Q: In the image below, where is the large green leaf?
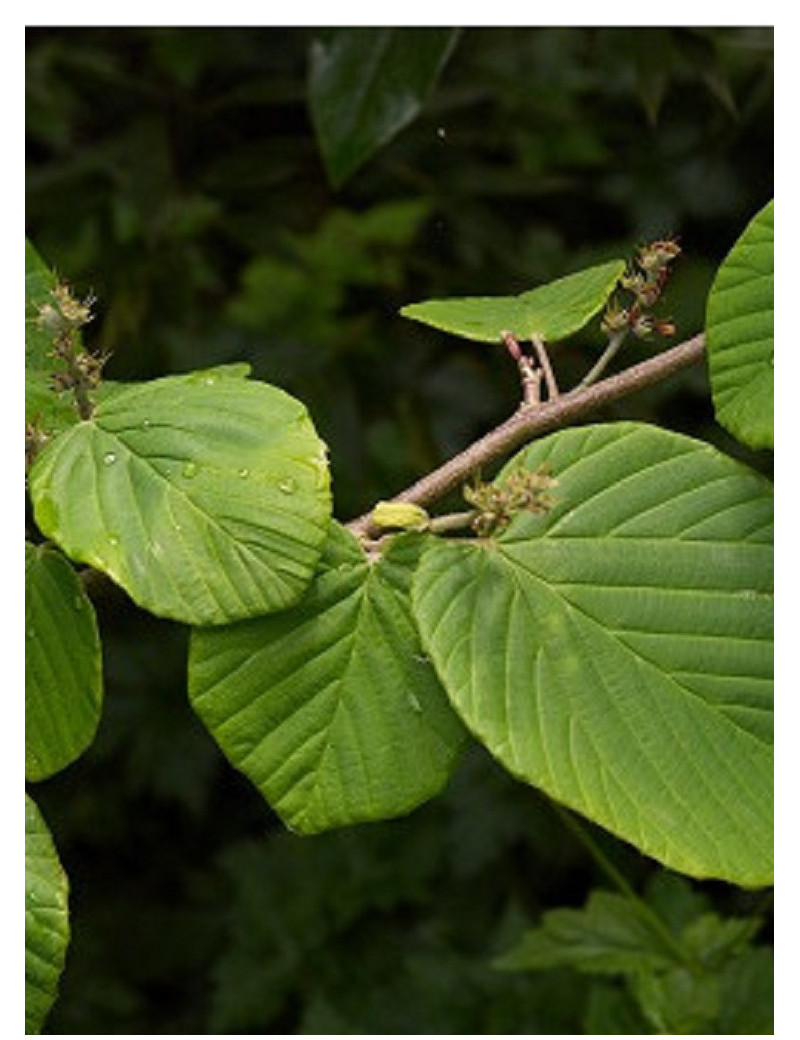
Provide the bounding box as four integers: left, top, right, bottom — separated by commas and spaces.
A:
413, 422, 773, 885
309, 28, 459, 188
25, 239, 81, 436
25, 794, 69, 1035
400, 259, 625, 344
706, 199, 774, 449
189, 522, 467, 833
26, 543, 103, 781
28, 371, 332, 625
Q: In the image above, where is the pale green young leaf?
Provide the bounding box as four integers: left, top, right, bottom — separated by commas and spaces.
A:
413, 422, 773, 885
189, 522, 467, 833
25, 794, 70, 1035
25, 543, 103, 781
706, 199, 774, 449
400, 259, 625, 344
28, 371, 332, 625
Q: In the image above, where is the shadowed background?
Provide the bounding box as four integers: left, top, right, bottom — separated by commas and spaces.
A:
26, 26, 773, 1033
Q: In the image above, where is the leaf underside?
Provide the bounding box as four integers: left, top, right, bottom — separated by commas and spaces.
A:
706, 199, 774, 450
400, 259, 625, 344
413, 422, 773, 886
26, 794, 69, 1035
25, 543, 103, 781
189, 523, 467, 833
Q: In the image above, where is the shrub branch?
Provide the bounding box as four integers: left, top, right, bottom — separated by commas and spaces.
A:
347, 332, 706, 539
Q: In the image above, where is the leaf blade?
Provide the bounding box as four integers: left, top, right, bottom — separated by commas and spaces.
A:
189, 523, 467, 832
28, 372, 332, 625
25, 543, 104, 781
400, 259, 625, 344
309, 28, 458, 188
706, 199, 774, 449
26, 794, 70, 1035
413, 422, 773, 885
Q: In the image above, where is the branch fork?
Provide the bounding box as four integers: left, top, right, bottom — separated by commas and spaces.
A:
501, 331, 560, 407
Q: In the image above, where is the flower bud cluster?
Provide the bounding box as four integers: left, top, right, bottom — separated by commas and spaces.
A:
602, 238, 680, 342
36, 280, 106, 415
25, 422, 50, 471
464, 464, 557, 537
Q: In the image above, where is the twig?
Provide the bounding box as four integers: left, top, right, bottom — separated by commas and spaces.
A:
531, 335, 560, 399
502, 331, 542, 408
578, 329, 628, 389
427, 510, 478, 534
519, 357, 542, 408
346, 333, 706, 538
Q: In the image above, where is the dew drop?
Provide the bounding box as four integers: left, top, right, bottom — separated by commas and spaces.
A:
108, 534, 120, 547
238, 468, 250, 479
182, 461, 198, 479
278, 477, 296, 494
141, 418, 152, 430
103, 452, 117, 466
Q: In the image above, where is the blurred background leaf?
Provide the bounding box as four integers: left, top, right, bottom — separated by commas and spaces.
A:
309, 28, 460, 187
26, 25, 772, 1033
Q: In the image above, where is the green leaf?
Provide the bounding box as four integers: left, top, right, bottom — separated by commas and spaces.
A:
680, 912, 761, 969
26, 542, 103, 781
495, 890, 675, 976
26, 794, 70, 1035
717, 946, 774, 1034
25, 239, 82, 436
633, 963, 722, 1033
582, 982, 654, 1035
189, 522, 467, 833
413, 422, 773, 885
400, 259, 625, 344
28, 371, 332, 625
706, 199, 774, 449
309, 28, 459, 188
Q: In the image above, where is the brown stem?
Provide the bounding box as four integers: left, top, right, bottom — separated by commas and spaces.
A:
347, 333, 706, 538
531, 335, 560, 399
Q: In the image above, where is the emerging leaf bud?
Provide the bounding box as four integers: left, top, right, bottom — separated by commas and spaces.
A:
371, 501, 430, 532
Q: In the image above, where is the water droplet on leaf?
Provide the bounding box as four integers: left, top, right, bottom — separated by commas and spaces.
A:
407, 692, 423, 714
103, 452, 117, 466
238, 468, 250, 479
278, 477, 296, 494
182, 461, 198, 479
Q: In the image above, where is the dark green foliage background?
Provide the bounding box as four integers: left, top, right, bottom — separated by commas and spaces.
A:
26, 27, 773, 1033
